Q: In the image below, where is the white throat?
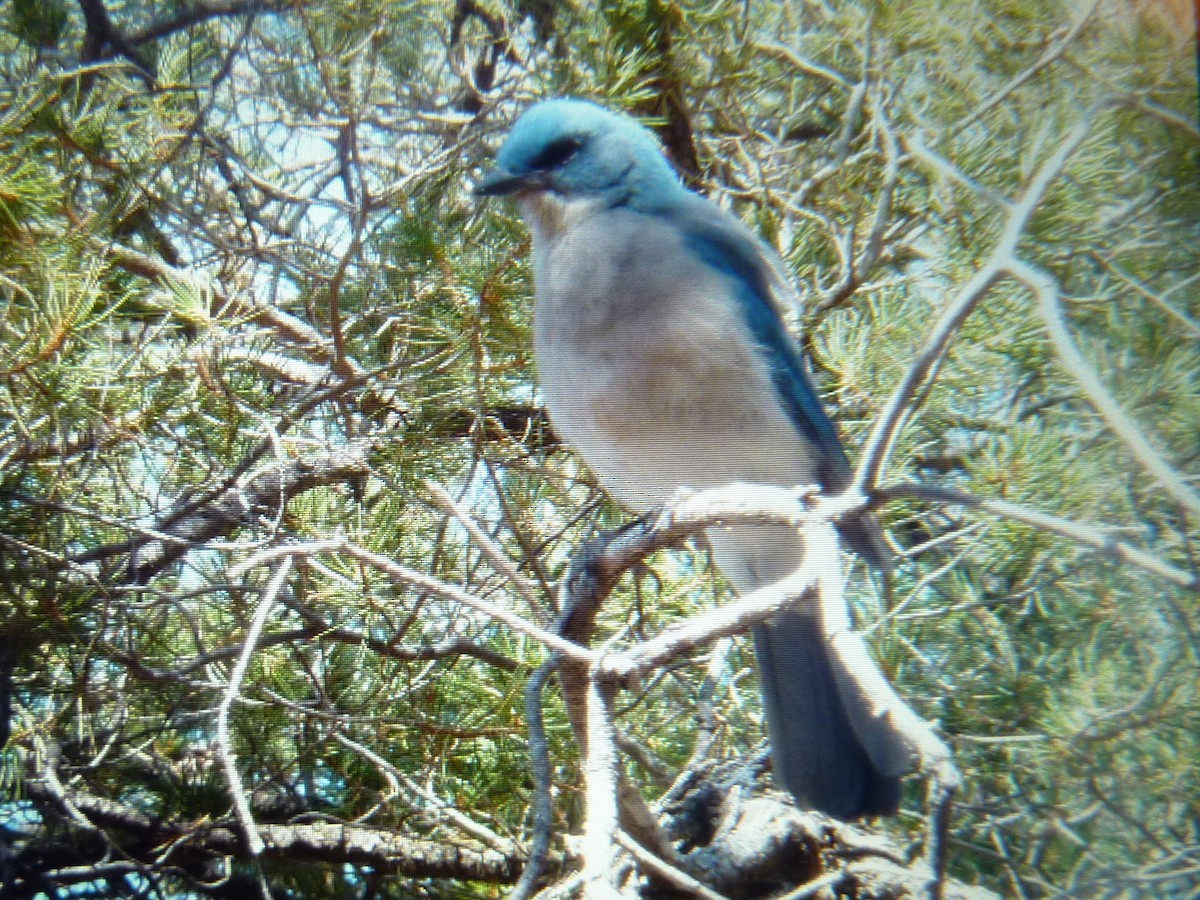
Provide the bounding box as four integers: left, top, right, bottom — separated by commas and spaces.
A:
518, 192, 607, 245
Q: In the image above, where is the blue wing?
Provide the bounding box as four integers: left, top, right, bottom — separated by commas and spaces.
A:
663, 194, 888, 566
666, 194, 853, 492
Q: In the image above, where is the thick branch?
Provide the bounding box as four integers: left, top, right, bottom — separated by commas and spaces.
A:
23, 778, 530, 884
76, 0, 156, 81
72, 442, 372, 583
128, 0, 289, 46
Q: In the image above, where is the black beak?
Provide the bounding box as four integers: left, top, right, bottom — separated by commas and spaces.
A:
473, 167, 537, 197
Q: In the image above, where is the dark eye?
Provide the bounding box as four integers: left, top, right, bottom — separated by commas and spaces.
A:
529, 136, 583, 171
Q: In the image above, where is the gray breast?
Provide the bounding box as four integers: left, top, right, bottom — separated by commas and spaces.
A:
530, 207, 819, 511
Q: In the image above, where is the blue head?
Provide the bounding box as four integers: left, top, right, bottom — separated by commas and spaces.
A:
475, 99, 681, 211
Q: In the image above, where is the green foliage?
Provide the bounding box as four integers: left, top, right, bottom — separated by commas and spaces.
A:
8, 0, 70, 50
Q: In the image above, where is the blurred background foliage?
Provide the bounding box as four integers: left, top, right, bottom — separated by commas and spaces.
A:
0, 0, 1196, 897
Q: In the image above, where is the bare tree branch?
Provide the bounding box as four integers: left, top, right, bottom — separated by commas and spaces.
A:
74, 442, 373, 583
1008, 259, 1200, 518
877, 484, 1197, 589
23, 778, 531, 884
854, 111, 1098, 493
216, 556, 292, 857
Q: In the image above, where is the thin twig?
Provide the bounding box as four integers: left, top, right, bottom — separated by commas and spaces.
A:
614, 831, 731, 900
752, 40, 851, 88
510, 660, 560, 900
232, 539, 593, 661
876, 484, 1197, 589
334, 732, 511, 851
1089, 252, 1200, 338
425, 479, 544, 611
951, 0, 1102, 136
777, 870, 847, 900
216, 555, 293, 856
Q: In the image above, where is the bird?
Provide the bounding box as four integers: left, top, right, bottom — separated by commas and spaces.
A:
475, 98, 910, 819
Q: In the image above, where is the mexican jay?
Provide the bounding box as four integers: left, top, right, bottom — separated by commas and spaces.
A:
476, 99, 908, 819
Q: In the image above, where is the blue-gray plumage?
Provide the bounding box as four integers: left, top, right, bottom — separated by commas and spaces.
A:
476, 99, 907, 819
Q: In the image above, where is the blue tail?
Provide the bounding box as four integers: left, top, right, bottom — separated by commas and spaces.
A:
753, 610, 902, 819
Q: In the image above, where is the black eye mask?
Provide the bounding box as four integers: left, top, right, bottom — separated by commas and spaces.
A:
528, 136, 584, 171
